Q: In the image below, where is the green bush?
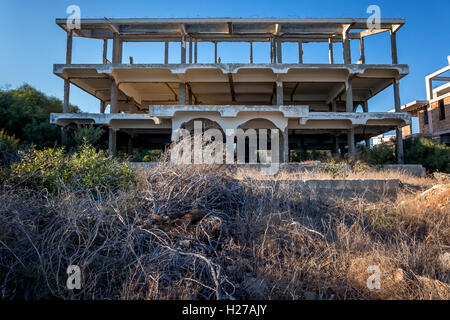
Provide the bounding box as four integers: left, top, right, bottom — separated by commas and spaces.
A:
404, 138, 450, 173
7, 144, 135, 193
0, 129, 20, 166
132, 149, 163, 162
72, 125, 104, 148
0, 84, 79, 147
367, 144, 396, 165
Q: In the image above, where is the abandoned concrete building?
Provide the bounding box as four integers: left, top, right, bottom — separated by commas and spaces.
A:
401, 56, 450, 146
50, 18, 411, 163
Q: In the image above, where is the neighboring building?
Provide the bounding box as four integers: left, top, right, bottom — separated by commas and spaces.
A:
401, 56, 450, 145
372, 133, 396, 147
50, 18, 411, 163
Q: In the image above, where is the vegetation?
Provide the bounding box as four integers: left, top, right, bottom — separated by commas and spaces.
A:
0, 84, 79, 147
404, 138, 450, 173
72, 125, 104, 149
0, 158, 448, 300
5, 143, 135, 194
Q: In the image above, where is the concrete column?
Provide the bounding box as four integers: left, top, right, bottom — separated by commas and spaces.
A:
127, 134, 133, 156
249, 42, 253, 64
283, 127, 289, 163
164, 41, 169, 64
396, 128, 404, 164
298, 41, 303, 63
194, 40, 198, 63
393, 79, 401, 112
214, 42, 218, 64
181, 36, 186, 63
270, 38, 275, 64
102, 39, 108, 64
347, 127, 356, 158
365, 137, 370, 148
342, 32, 351, 64
390, 31, 398, 64
393, 78, 404, 164
331, 100, 337, 112
108, 128, 117, 154
334, 135, 340, 155
189, 37, 192, 64
360, 37, 365, 64
179, 83, 186, 104
328, 38, 334, 64
276, 81, 283, 106
112, 33, 122, 64
276, 37, 282, 63
346, 79, 353, 112
100, 100, 106, 113
63, 30, 73, 113
362, 101, 368, 112
110, 80, 118, 113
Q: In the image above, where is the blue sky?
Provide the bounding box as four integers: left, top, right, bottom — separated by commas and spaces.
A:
1, 0, 449, 132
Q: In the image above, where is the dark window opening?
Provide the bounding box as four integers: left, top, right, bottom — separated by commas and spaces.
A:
439, 99, 446, 120
423, 106, 429, 125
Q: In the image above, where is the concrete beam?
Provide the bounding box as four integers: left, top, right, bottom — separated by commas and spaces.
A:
149, 105, 309, 118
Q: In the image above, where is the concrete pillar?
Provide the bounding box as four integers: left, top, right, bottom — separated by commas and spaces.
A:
390, 31, 398, 64
347, 127, 356, 158
276, 37, 282, 63
331, 100, 337, 112
393, 78, 404, 164
396, 128, 404, 164
334, 135, 340, 155
194, 40, 198, 63
270, 38, 275, 64
276, 81, 283, 106
365, 137, 370, 148
298, 41, 303, 64
214, 42, 218, 64
112, 33, 122, 64
283, 127, 289, 163
100, 100, 106, 113
346, 79, 353, 112
164, 41, 169, 64
179, 83, 186, 104
342, 32, 351, 64
189, 37, 192, 64
181, 36, 186, 63
393, 79, 401, 112
328, 38, 334, 64
63, 30, 72, 113
110, 80, 119, 113
127, 134, 133, 156
360, 37, 365, 64
103, 39, 108, 64
249, 42, 253, 64
108, 128, 117, 154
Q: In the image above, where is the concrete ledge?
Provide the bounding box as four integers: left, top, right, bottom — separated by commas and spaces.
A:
379, 164, 426, 177
300, 112, 411, 126
150, 105, 309, 118
259, 179, 400, 202
50, 113, 161, 126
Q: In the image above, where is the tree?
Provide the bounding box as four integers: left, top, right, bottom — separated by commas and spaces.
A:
0, 84, 79, 147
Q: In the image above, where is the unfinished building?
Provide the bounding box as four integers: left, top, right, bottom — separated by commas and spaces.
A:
401, 56, 450, 145
50, 18, 411, 163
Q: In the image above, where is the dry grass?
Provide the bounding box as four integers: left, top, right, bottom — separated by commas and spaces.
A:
0, 162, 448, 300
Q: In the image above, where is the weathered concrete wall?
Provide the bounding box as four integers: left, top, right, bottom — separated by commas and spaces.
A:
379, 164, 426, 177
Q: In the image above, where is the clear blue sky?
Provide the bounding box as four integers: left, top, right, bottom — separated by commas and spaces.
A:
1, 0, 449, 132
